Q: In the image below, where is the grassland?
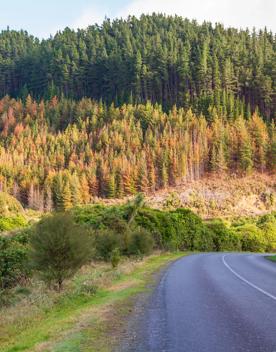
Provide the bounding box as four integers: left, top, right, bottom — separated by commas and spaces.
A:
0, 252, 186, 352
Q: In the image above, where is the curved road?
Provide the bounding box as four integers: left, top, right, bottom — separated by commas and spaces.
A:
124, 253, 276, 352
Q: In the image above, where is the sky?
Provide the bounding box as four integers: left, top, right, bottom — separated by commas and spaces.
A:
0, 0, 275, 38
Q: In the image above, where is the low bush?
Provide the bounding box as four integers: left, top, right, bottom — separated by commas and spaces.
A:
256, 214, 276, 251
0, 192, 24, 216
234, 223, 267, 252
135, 207, 214, 251
95, 229, 123, 261
135, 207, 178, 249
110, 248, 121, 268
171, 208, 214, 251
127, 227, 154, 257
207, 220, 241, 251
73, 205, 127, 230
0, 215, 27, 232
0, 235, 30, 289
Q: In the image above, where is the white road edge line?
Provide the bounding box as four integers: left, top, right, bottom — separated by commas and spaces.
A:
222, 254, 276, 302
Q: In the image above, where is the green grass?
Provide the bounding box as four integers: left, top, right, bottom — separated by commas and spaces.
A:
265, 255, 276, 262
0, 252, 186, 352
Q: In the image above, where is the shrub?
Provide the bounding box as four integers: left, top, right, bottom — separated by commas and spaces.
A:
0, 235, 29, 289
71, 203, 276, 254
0, 215, 27, 232
95, 229, 123, 261
110, 248, 121, 268
0, 192, 24, 216
256, 214, 276, 251
73, 205, 127, 230
135, 208, 178, 249
171, 208, 214, 251
127, 228, 154, 257
30, 213, 91, 291
234, 224, 267, 252
207, 220, 241, 251
163, 192, 181, 209
135, 207, 214, 251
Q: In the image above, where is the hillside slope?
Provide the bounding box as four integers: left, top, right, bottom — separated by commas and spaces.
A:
0, 15, 274, 119
99, 173, 275, 218
147, 173, 275, 218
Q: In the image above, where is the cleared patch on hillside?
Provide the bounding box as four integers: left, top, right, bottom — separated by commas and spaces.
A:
147, 173, 276, 218
97, 173, 275, 218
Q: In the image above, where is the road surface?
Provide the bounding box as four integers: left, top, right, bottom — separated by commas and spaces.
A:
121, 253, 276, 352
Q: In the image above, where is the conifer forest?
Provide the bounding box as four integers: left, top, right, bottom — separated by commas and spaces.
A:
0, 14, 275, 211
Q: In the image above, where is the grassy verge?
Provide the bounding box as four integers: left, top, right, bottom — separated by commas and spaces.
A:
0, 252, 186, 352
265, 255, 276, 263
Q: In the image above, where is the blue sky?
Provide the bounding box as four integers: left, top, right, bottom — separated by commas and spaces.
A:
1, 0, 275, 38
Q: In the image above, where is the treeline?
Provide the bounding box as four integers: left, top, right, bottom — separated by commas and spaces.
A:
1, 201, 276, 293
0, 14, 275, 119
0, 96, 275, 211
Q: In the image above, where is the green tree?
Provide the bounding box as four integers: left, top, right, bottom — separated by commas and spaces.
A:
30, 213, 91, 291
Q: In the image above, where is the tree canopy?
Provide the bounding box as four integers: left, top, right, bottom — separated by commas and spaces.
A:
0, 96, 274, 210
0, 15, 275, 120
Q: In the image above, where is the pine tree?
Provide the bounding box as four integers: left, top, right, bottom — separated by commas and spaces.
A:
116, 171, 124, 198
210, 142, 227, 172
160, 163, 168, 188
147, 160, 156, 192
53, 174, 64, 211
107, 173, 116, 198
239, 140, 253, 174
79, 174, 90, 204
248, 112, 268, 172
137, 163, 149, 193
70, 173, 81, 206
62, 181, 72, 210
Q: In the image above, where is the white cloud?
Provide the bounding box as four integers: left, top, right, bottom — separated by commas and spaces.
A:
117, 0, 276, 31
72, 5, 106, 30
70, 0, 275, 32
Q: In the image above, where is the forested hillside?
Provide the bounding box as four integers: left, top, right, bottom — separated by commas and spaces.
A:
0, 15, 275, 211
0, 14, 275, 119
0, 96, 275, 211
1, 10, 276, 352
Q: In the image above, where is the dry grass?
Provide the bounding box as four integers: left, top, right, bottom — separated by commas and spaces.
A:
84, 172, 275, 219
146, 172, 276, 218
0, 252, 182, 352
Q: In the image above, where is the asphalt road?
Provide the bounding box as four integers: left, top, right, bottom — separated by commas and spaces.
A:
123, 253, 276, 352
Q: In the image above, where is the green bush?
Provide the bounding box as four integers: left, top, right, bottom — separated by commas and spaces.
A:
72, 204, 276, 256
0, 215, 27, 232
234, 224, 267, 252
95, 227, 154, 261
171, 209, 214, 251
207, 220, 241, 251
95, 229, 123, 261
127, 227, 154, 257
135, 207, 178, 249
110, 248, 121, 268
136, 207, 214, 251
73, 205, 127, 230
30, 213, 92, 291
75, 205, 215, 252
0, 235, 29, 289
256, 214, 276, 251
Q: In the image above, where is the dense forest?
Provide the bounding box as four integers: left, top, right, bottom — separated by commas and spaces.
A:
0, 14, 275, 119
0, 96, 274, 211
0, 15, 275, 211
